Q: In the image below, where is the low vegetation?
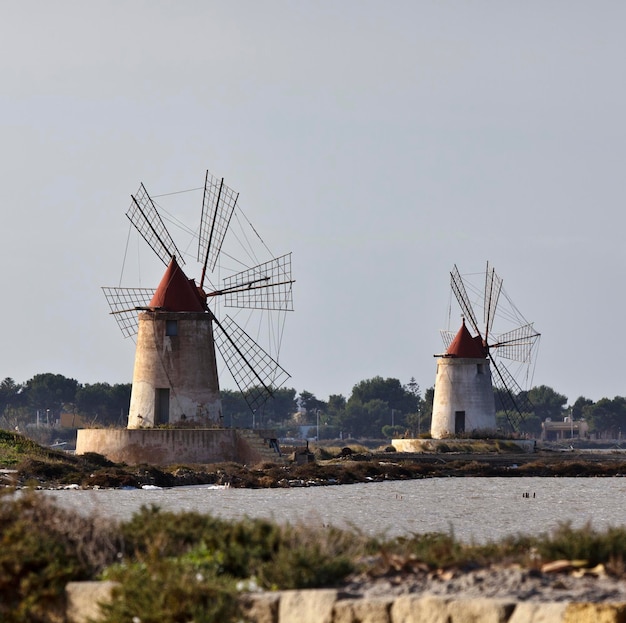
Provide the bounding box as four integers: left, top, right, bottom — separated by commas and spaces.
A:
2, 489, 626, 622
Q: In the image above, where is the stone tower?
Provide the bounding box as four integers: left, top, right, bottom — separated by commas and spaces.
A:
430, 319, 496, 439
127, 256, 222, 428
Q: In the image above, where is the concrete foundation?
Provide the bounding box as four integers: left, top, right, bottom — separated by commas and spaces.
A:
392, 438, 537, 453
75, 428, 279, 465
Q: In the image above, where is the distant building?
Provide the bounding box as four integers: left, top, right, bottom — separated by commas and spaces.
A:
541, 417, 589, 441
59, 412, 90, 428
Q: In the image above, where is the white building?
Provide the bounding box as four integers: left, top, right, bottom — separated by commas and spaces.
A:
431, 319, 496, 438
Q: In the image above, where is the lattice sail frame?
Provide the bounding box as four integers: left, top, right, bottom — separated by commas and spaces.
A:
216, 253, 294, 311
126, 184, 185, 267
102, 287, 155, 338
448, 263, 539, 365
213, 315, 291, 412
198, 172, 239, 285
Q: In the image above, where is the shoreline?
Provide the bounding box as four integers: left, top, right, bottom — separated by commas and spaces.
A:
7, 448, 626, 490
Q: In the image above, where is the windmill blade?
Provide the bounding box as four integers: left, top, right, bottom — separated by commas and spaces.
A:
126, 183, 186, 267
483, 262, 502, 342
450, 265, 482, 338
213, 315, 291, 413
491, 324, 540, 362
490, 356, 534, 431
102, 286, 155, 338
209, 253, 295, 311
198, 172, 239, 289
440, 329, 455, 351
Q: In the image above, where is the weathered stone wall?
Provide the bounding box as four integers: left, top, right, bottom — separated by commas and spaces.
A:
75, 428, 279, 465
75, 428, 238, 465
128, 311, 222, 428
66, 583, 626, 623
431, 356, 497, 438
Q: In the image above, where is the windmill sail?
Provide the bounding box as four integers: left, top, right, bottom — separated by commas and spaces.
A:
450, 265, 481, 338
490, 357, 534, 431
198, 172, 239, 289
207, 253, 295, 311
102, 286, 156, 338
483, 262, 502, 342
213, 315, 291, 413
126, 184, 186, 266
491, 324, 540, 362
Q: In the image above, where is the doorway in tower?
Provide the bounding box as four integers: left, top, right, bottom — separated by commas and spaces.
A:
455, 411, 465, 435
155, 388, 170, 425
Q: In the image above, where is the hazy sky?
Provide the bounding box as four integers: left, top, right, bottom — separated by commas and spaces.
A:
1, 2, 625, 405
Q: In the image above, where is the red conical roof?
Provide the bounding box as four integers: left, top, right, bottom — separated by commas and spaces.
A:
149, 256, 206, 312
446, 319, 487, 358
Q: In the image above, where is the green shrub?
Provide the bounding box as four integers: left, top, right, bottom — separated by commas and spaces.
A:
533, 522, 626, 567
0, 490, 119, 622
100, 555, 240, 623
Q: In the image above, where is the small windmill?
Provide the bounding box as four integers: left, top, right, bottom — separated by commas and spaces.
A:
432, 262, 540, 436
102, 171, 294, 428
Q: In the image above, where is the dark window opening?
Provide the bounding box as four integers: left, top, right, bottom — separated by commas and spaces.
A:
155, 388, 170, 425
455, 411, 465, 435
166, 320, 178, 336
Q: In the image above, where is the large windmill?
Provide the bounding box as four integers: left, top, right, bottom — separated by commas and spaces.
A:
431, 262, 540, 437
102, 171, 294, 429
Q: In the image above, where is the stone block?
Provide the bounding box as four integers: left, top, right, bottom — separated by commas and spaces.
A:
508, 601, 568, 623
278, 589, 338, 623
564, 602, 626, 623
447, 597, 516, 622
65, 581, 119, 623
239, 592, 280, 623
391, 594, 451, 623
333, 597, 393, 623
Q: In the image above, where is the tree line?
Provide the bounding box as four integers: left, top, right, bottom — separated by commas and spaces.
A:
0, 372, 624, 440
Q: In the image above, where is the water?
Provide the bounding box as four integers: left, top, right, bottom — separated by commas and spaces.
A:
44, 477, 626, 543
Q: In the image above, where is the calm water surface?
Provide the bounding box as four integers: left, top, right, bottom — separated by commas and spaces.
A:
45, 477, 626, 543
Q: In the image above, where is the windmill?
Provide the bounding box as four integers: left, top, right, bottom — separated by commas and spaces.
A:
431, 262, 540, 437
102, 171, 294, 429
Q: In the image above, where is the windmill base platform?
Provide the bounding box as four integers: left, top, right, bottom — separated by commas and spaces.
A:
392, 438, 536, 454
75, 428, 285, 466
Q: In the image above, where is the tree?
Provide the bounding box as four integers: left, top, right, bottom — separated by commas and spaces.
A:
350, 377, 416, 413
583, 397, 626, 438
221, 389, 251, 428
342, 377, 414, 438
0, 378, 24, 415
327, 394, 346, 417
525, 385, 567, 421
403, 377, 425, 436
75, 383, 131, 426
297, 390, 327, 418
259, 388, 298, 426
24, 373, 79, 418
571, 396, 593, 420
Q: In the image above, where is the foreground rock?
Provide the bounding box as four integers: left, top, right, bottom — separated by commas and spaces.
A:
68, 578, 626, 622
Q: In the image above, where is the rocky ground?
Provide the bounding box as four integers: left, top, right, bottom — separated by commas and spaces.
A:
6, 448, 626, 490
340, 561, 626, 604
